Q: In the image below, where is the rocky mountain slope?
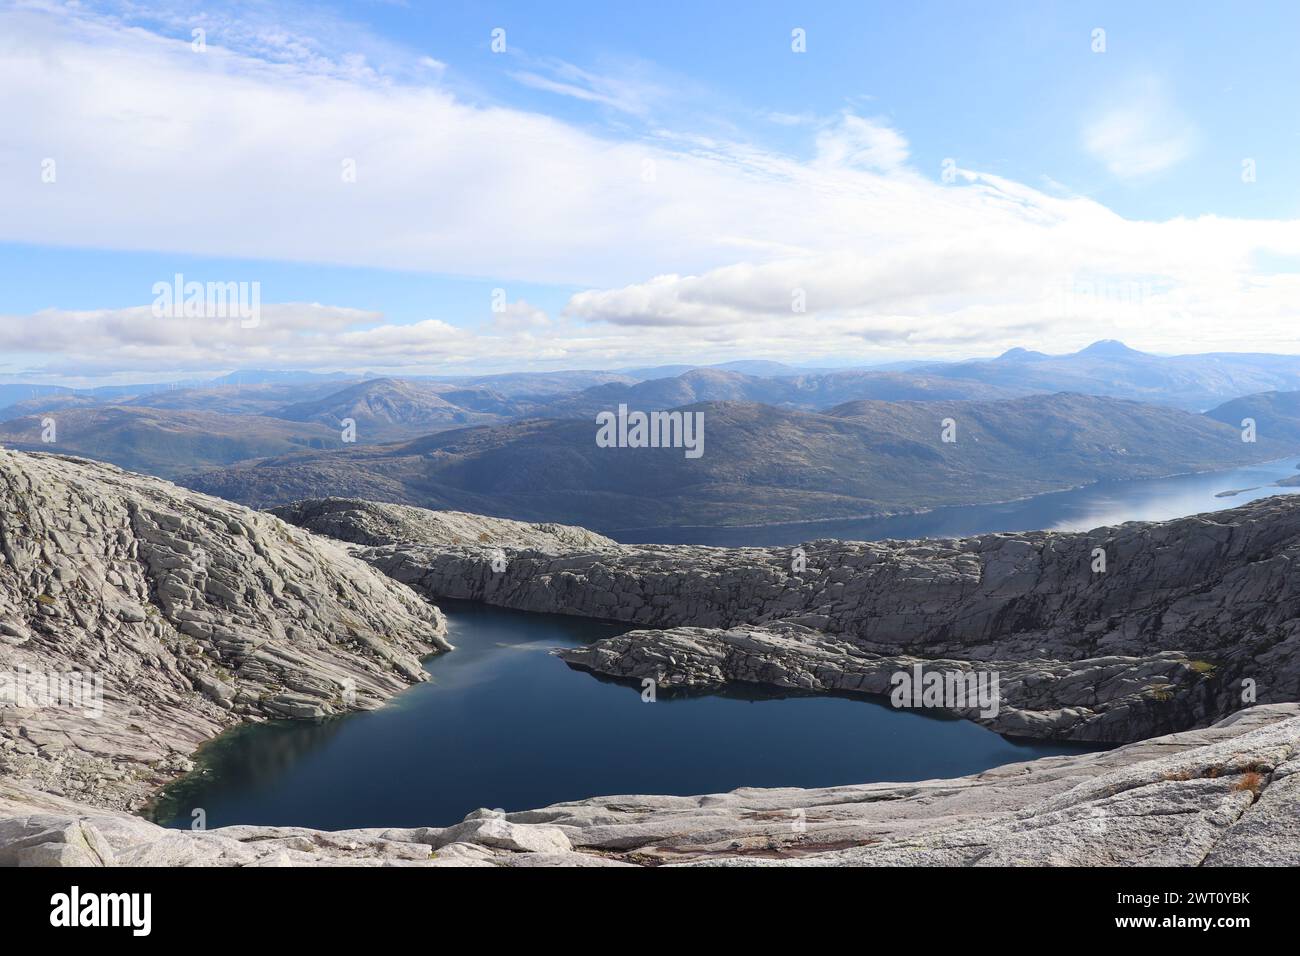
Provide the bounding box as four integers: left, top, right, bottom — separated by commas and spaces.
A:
1206, 389, 1300, 444
3, 704, 1295, 866
0, 449, 448, 812
277, 492, 1300, 742
186, 393, 1292, 529
272, 378, 528, 441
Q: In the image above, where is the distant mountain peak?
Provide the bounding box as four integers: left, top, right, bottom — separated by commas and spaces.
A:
679, 367, 750, 382
1076, 339, 1144, 358
996, 347, 1049, 362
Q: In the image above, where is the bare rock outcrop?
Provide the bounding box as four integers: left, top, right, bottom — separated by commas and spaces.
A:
556, 624, 1217, 741
278, 494, 1300, 741
0, 451, 449, 811
271, 497, 616, 550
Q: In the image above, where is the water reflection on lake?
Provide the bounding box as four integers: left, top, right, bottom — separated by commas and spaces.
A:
615, 457, 1300, 546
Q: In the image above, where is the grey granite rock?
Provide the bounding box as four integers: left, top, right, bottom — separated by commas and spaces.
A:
271, 498, 616, 550
555, 623, 1215, 741
0, 450, 448, 811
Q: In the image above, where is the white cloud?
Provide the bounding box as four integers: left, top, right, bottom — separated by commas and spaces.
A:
1083, 81, 1198, 178
0, 5, 1299, 378
487, 298, 552, 332
510, 58, 666, 117
0, 303, 388, 370
814, 114, 910, 171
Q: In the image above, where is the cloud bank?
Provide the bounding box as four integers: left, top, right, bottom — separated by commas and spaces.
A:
2, 2, 1299, 378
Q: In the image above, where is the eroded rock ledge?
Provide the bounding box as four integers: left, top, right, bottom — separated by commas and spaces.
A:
0, 452, 448, 812
3, 704, 1295, 866
556, 624, 1214, 741
275, 495, 1300, 742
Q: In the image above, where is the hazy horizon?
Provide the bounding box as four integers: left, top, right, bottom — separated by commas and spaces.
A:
6, 338, 1300, 391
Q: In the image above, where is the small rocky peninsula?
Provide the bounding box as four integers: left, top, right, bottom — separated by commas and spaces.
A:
277, 494, 1300, 743
2, 453, 1298, 866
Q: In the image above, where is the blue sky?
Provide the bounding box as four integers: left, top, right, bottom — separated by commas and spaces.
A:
2, 0, 1299, 383
358, 0, 1300, 221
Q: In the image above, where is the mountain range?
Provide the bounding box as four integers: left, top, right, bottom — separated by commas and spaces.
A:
0, 407, 342, 478
912, 340, 1300, 410
531, 367, 1025, 418
184, 392, 1293, 531
7, 341, 1300, 527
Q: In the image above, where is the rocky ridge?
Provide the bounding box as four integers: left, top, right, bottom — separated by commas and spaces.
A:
272, 497, 616, 550
0, 451, 448, 811
278, 494, 1300, 742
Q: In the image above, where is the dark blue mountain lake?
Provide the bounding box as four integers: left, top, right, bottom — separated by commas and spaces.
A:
153, 456, 1300, 831
152, 601, 1099, 830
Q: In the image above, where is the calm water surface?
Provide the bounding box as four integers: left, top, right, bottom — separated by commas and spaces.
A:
155, 457, 1300, 830
617, 457, 1300, 546
153, 602, 1098, 830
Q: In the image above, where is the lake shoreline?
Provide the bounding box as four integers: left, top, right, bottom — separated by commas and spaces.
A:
148, 602, 1105, 832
